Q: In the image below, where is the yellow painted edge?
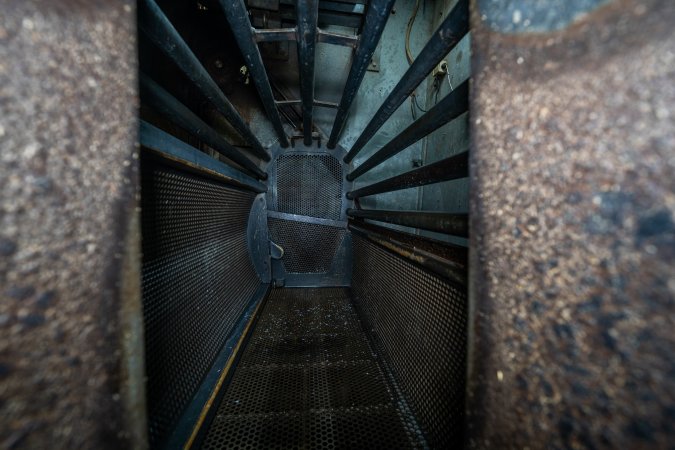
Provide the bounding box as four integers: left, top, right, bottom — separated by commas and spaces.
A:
183, 296, 266, 450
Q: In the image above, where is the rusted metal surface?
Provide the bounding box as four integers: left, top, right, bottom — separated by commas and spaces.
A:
0, 0, 143, 448
468, 0, 675, 448
316, 29, 358, 48
348, 209, 469, 237
349, 221, 467, 286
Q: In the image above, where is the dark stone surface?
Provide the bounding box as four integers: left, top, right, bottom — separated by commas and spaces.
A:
468, 0, 675, 448
0, 0, 140, 448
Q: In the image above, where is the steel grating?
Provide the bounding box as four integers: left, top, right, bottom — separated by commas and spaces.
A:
268, 218, 346, 273
351, 235, 468, 448
141, 157, 261, 448
200, 288, 423, 449
276, 154, 343, 220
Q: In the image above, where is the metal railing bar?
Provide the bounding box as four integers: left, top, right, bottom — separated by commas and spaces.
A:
317, 29, 358, 47
275, 100, 302, 106
347, 150, 469, 199
253, 28, 297, 43
139, 73, 267, 180
346, 208, 469, 237
347, 80, 468, 180
349, 221, 467, 286
327, 0, 396, 149
314, 100, 340, 108
296, 0, 320, 146
275, 99, 339, 108
267, 210, 347, 228
217, 0, 290, 147
252, 28, 357, 48
140, 121, 267, 194
138, 0, 270, 161
343, 0, 469, 162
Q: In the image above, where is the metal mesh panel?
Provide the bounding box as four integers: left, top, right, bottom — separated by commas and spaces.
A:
141, 158, 260, 448
351, 236, 468, 448
201, 288, 422, 449
276, 154, 343, 220
268, 218, 345, 273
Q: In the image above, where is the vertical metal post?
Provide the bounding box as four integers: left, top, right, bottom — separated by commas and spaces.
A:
344, 0, 469, 163
138, 0, 270, 161
296, 0, 319, 146
327, 0, 396, 149
217, 0, 290, 147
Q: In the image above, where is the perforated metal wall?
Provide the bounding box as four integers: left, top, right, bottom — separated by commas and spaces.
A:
268, 218, 346, 273
141, 157, 260, 448
351, 235, 468, 448
276, 154, 343, 220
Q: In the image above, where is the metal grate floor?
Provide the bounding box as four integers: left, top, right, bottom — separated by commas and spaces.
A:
200, 288, 422, 449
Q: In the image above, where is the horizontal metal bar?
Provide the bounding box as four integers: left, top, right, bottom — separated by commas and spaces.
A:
317, 29, 358, 47
253, 27, 297, 42
319, 1, 365, 14
328, 0, 395, 149
348, 80, 469, 181
347, 208, 469, 237
275, 99, 302, 106
314, 99, 339, 108
167, 283, 270, 449
280, 0, 366, 6
275, 99, 339, 108
347, 151, 469, 199
139, 73, 267, 180
344, 0, 469, 162
272, 8, 363, 28
218, 0, 290, 147
267, 210, 347, 228
138, 0, 270, 162
140, 121, 267, 193
349, 221, 467, 286
252, 28, 357, 48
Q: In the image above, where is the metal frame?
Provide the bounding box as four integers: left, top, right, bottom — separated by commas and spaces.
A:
296, 0, 319, 145
267, 210, 347, 228
263, 141, 353, 287
347, 80, 469, 180
218, 0, 290, 147
217, 0, 395, 148
248, 194, 272, 283
253, 27, 358, 48
348, 151, 469, 199
140, 121, 267, 194
266, 144, 352, 222
139, 74, 267, 180
349, 221, 467, 287
327, 0, 396, 148
347, 209, 469, 237
344, 0, 469, 162
138, 0, 270, 161
168, 283, 271, 450
318, 2, 472, 246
